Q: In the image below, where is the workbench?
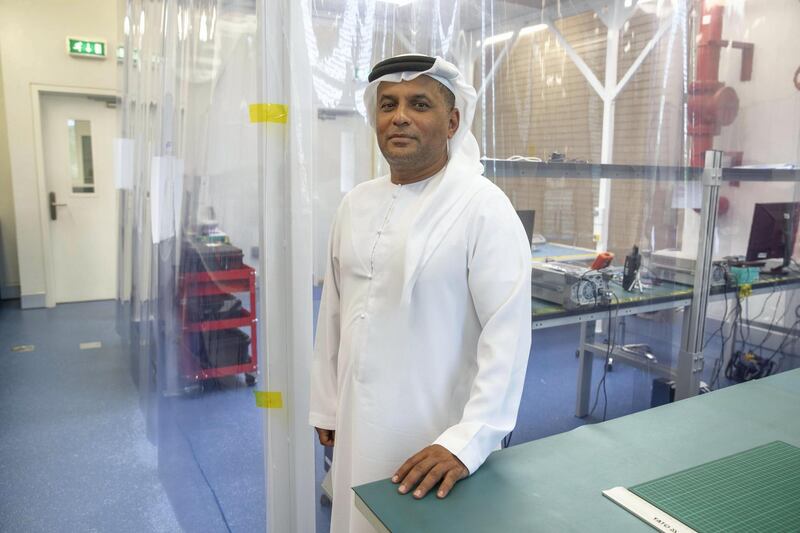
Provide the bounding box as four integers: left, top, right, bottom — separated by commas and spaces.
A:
529, 263, 800, 415
354, 368, 800, 532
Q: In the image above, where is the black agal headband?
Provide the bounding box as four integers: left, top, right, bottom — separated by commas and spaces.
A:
367, 55, 437, 82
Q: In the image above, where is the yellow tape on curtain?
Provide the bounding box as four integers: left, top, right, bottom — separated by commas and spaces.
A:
249, 103, 288, 124
254, 391, 284, 409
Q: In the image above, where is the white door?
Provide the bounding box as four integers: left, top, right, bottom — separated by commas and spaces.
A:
42, 93, 117, 303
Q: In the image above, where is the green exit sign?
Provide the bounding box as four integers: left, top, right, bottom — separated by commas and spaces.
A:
67, 37, 106, 59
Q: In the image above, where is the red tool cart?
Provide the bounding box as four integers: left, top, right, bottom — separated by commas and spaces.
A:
178, 240, 258, 387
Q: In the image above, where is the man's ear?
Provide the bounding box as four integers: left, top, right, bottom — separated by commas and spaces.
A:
448, 108, 460, 139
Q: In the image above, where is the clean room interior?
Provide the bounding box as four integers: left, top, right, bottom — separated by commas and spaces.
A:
1, 0, 799, 531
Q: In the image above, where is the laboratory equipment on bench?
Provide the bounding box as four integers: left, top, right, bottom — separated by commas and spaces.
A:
591, 251, 614, 270
532, 262, 610, 309
622, 245, 642, 292
651, 249, 729, 287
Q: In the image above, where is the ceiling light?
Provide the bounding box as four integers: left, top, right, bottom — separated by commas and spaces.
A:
199, 11, 208, 42
476, 24, 548, 48
476, 31, 513, 48
520, 23, 548, 36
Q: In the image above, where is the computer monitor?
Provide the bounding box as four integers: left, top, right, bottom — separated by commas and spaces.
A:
516, 210, 535, 245
745, 202, 800, 267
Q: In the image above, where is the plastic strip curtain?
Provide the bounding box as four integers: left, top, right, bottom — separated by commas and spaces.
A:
115, 0, 800, 530
293, 1, 800, 529
297, 0, 692, 461
117, 0, 264, 530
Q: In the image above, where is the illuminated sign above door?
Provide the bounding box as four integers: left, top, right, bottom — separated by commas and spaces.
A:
66, 37, 106, 59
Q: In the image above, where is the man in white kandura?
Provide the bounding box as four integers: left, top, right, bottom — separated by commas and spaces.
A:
309, 54, 532, 533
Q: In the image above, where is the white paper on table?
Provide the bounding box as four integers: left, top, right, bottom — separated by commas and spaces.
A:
603, 487, 697, 533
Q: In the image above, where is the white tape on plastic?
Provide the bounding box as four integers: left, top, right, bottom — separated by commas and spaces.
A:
150, 157, 165, 243
150, 156, 184, 243
113, 138, 135, 190
173, 158, 184, 242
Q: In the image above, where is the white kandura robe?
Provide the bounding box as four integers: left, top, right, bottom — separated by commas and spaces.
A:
309, 169, 532, 533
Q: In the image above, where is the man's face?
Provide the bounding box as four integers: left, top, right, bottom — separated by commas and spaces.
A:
376, 75, 459, 172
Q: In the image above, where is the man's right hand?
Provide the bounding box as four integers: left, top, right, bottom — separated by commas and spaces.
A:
315, 427, 335, 447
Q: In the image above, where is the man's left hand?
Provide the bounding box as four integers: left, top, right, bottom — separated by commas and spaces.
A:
392, 444, 468, 499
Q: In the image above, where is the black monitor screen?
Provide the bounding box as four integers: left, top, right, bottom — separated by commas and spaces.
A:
745, 202, 800, 262
516, 210, 535, 245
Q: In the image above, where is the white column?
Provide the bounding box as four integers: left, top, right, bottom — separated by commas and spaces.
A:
596, 21, 620, 252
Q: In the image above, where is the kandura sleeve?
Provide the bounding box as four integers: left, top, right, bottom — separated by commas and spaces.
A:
433, 190, 532, 474
308, 202, 344, 431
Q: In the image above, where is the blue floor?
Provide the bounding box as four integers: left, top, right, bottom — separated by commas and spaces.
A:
0, 299, 180, 532
3, 297, 794, 533
155, 376, 265, 532
511, 318, 673, 445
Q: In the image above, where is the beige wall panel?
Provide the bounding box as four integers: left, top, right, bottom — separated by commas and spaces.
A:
0, 0, 117, 303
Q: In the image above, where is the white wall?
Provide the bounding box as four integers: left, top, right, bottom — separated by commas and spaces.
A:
681, 0, 800, 257
0, 45, 19, 299
0, 0, 117, 307
712, 0, 800, 258
717, 0, 800, 166
689, 0, 800, 330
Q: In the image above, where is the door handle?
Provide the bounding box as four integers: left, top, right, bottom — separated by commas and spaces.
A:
49, 192, 67, 221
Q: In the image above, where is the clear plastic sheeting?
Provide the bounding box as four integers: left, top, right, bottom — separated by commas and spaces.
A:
302, 3, 686, 440
116, 0, 264, 530
698, 0, 800, 394
115, 0, 800, 531
478, 0, 696, 427
289, 1, 800, 530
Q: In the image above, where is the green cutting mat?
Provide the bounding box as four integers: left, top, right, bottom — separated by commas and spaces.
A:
630, 441, 800, 533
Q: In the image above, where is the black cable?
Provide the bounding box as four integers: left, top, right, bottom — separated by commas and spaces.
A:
709, 280, 779, 387
743, 297, 751, 343
720, 286, 797, 384
751, 287, 785, 354
703, 283, 731, 350
577, 267, 603, 307
723, 294, 744, 382
705, 273, 736, 389
587, 314, 611, 419
604, 293, 621, 421
710, 285, 738, 389
724, 310, 800, 383
708, 289, 731, 389
588, 293, 620, 422
746, 281, 778, 333
710, 336, 725, 389
736, 292, 748, 353
764, 316, 800, 364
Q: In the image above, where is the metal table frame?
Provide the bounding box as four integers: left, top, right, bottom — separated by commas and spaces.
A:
498, 154, 800, 410
531, 273, 800, 417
